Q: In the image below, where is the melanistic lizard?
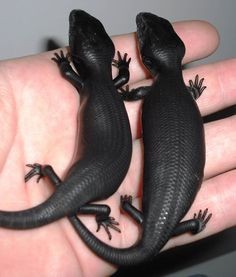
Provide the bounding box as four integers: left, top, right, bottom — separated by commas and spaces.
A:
0, 10, 132, 236
50, 12, 211, 265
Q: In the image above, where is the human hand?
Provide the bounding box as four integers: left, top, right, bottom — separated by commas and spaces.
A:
0, 19, 230, 276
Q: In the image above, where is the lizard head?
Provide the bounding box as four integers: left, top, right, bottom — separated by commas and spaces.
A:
136, 12, 185, 74
69, 10, 115, 71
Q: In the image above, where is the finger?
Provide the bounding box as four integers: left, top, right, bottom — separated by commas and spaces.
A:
184, 58, 236, 116
112, 20, 219, 83
174, 20, 219, 64
127, 116, 236, 196
204, 115, 236, 179
121, 114, 236, 197
164, 169, 236, 250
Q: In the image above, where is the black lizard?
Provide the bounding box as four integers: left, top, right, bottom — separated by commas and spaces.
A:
0, 10, 132, 235
47, 12, 211, 265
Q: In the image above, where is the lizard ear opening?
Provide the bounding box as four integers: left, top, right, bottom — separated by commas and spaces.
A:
141, 55, 158, 76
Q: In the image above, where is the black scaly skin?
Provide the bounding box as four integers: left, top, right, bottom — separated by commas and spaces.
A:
51, 13, 212, 265
0, 10, 132, 232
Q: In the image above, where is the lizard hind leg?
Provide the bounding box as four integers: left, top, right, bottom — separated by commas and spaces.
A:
120, 195, 143, 225
172, 208, 212, 237
25, 163, 61, 185
25, 163, 121, 239
77, 204, 121, 240
96, 214, 120, 240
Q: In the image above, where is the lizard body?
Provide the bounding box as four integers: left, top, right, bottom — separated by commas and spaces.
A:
60, 12, 211, 265
0, 10, 132, 232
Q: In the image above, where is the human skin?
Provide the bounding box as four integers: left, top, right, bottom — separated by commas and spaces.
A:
0, 20, 235, 276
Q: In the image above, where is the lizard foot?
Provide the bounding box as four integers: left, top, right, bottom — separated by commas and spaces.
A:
51, 50, 70, 65
112, 51, 131, 70
118, 85, 150, 101
96, 215, 121, 240
188, 74, 206, 99
193, 208, 212, 234
25, 163, 44, 183
120, 194, 133, 207
118, 84, 130, 97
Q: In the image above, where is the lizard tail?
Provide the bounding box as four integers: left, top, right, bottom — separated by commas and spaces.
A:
69, 216, 159, 266
0, 185, 82, 229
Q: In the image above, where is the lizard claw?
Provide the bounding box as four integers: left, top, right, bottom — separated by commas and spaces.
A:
96, 215, 121, 240
119, 84, 130, 92
120, 194, 133, 206
112, 51, 131, 69
193, 208, 212, 233
25, 163, 43, 183
52, 50, 70, 65
118, 85, 131, 101
188, 74, 206, 99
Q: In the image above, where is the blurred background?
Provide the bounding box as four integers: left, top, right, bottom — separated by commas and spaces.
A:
1, 1, 236, 276
1, 0, 236, 63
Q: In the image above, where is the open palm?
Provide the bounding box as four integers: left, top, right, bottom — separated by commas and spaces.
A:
0, 20, 235, 276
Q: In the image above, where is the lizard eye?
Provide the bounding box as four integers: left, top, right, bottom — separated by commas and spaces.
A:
142, 56, 153, 67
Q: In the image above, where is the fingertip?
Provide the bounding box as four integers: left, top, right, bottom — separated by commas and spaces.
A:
174, 20, 220, 64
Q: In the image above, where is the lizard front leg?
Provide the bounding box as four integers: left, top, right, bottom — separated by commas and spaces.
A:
187, 74, 206, 99
52, 50, 84, 90
112, 51, 131, 89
